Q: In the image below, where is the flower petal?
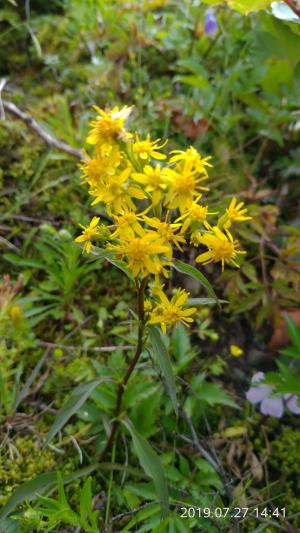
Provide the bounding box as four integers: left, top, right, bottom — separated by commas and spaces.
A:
286, 395, 300, 415
260, 397, 284, 418
246, 384, 272, 404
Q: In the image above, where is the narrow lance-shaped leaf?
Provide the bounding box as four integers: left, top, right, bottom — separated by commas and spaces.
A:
14, 348, 51, 411
284, 314, 300, 352
121, 418, 169, 517
173, 259, 220, 306
0, 464, 98, 520
80, 477, 93, 528
44, 377, 111, 448
148, 326, 178, 417
90, 246, 134, 282
187, 298, 227, 305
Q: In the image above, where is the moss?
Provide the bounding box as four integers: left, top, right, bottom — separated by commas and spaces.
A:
0, 434, 83, 510
0, 436, 56, 506
0, 123, 43, 182
251, 422, 300, 529
268, 426, 300, 527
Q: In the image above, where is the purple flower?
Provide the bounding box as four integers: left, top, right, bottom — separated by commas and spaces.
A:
204, 10, 218, 36
285, 394, 300, 414
246, 372, 300, 418
260, 396, 284, 418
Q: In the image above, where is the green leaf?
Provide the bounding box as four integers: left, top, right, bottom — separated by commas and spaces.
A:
91, 247, 134, 282
0, 465, 98, 520
105, 256, 134, 282
174, 75, 210, 90
80, 478, 92, 528
3, 253, 44, 269
173, 260, 220, 306
187, 298, 227, 305
0, 518, 19, 533
148, 326, 178, 417
14, 349, 50, 411
0, 472, 56, 521
121, 419, 169, 516
260, 13, 300, 68
284, 314, 300, 353
201, 0, 272, 11
200, 0, 222, 5
227, 0, 272, 14
44, 378, 111, 448
196, 382, 239, 409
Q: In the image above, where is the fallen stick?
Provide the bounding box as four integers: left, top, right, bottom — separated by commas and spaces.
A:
2, 99, 85, 160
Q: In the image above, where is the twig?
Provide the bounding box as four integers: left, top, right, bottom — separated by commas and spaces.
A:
11, 214, 61, 226
0, 235, 19, 251
179, 409, 230, 487
2, 100, 84, 159
259, 238, 269, 291
37, 340, 134, 352
250, 513, 294, 532
0, 78, 7, 119
179, 408, 240, 532
70, 435, 83, 465
284, 0, 300, 17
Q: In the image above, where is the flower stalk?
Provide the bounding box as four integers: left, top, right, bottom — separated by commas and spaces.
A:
99, 277, 147, 461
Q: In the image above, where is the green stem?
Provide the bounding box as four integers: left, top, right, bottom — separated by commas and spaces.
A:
104, 437, 117, 526
99, 277, 147, 462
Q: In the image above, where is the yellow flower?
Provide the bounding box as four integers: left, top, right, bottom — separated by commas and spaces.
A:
230, 344, 243, 357
140, 0, 170, 10
89, 167, 146, 214
163, 167, 208, 214
176, 196, 217, 233
169, 146, 212, 176
75, 216, 105, 253
149, 280, 165, 297
143, 216, 186, 259
132, 165, 167, 206
111, 208, 145, 240
10, 304, 22, 328
195, 226, 246, 271
109, 232, 170, 278
80, 153, 120, 185
133, 134, 167, 161
148, 288, 197, 333
86, 106, 132, 146
219, 197, 252, 229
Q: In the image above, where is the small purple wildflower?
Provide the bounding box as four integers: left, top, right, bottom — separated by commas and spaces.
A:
285, 394, 300, 414
204, 10, 218, 36
246, 372, 300, 418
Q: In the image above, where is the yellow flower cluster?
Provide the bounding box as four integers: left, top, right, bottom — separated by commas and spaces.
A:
75, 105, 251, 331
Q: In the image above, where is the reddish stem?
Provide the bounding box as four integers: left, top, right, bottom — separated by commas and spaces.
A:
99, 277, 147, 461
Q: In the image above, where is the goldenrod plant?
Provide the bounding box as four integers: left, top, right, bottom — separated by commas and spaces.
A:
75, 105, 251, 466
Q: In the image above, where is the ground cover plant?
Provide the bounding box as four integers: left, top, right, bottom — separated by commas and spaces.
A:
0, 0, 300, 532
